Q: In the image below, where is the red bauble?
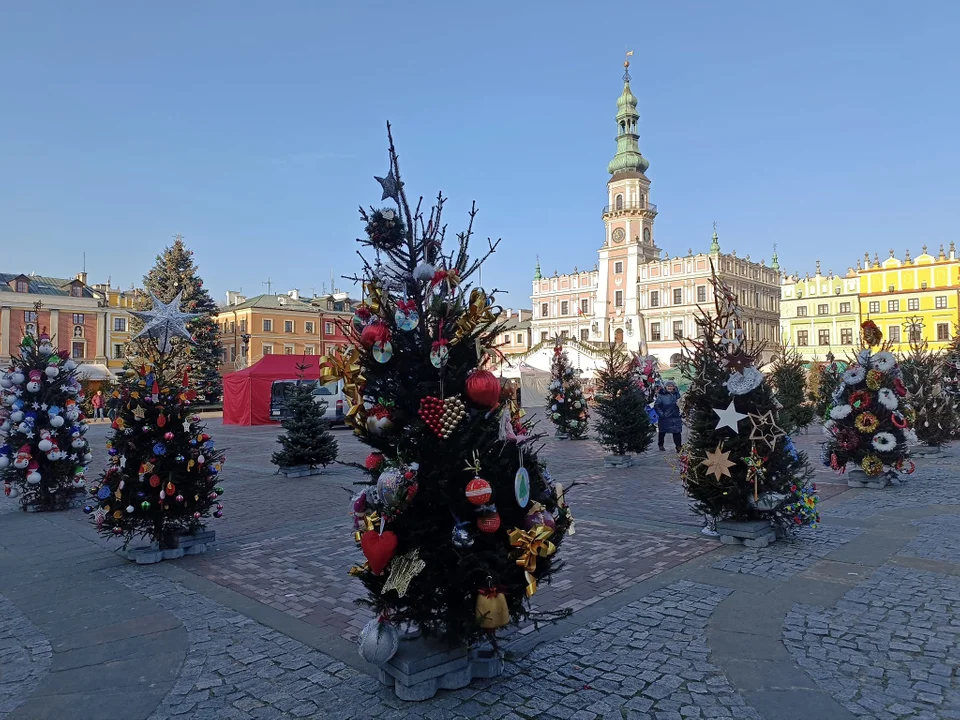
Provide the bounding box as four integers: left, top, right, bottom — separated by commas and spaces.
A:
477, 512, 501, 534
360, 322, 390, 349
364, 453, 385, 471
465, 477, 492, 505
360, 530, 398, 575
523, 509, 557, 531
465, 370, 501, 409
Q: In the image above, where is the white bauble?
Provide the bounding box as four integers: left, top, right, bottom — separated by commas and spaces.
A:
49, 416, 64, 428
126, 505, 135, 513
44, 366, 59, 379
83, 453, 92, 463
39, 343, 53, 357
10, 411, 23, 423
0, 376, 10, 389
413, 263, 437, 283
357, 618, 399, 664
64, 360, 77, 371
38, 439, 52, 452
6, 484, 19, 498
66, 411, 79, 422
5, 395, 17, 407
26, 471, 41, 484
1, 421, 11, 433
0, 456, 8, 469
10, 372, 24, 385
17, 422, 30, 434
26, 381, 41, 393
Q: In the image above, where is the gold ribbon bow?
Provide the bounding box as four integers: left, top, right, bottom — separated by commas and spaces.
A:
453, 289, 500, 344
319, 346, 366, 431
508, 525, 557, 597
363, 281, 384, 316
353, 511, 381, 544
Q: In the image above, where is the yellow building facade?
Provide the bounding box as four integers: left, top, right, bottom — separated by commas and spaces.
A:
858, 245, 960, 353
91, 283, 145, 373
780, 263, 862, 362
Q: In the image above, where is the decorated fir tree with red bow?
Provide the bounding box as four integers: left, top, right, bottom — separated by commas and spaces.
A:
823, 321, 915, 483
87, 295, 225, 548
326, 126, 572, 662
0, 329, 90, 511
546, 339, 589, 439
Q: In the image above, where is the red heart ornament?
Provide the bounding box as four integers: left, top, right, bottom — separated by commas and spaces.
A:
418, 396, 466, 439
361, 530, 398, 575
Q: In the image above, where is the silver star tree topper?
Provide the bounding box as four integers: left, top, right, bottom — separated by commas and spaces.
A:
130, 292, 201, 353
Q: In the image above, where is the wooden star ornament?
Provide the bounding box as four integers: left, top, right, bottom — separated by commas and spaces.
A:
701, 444, 735, 480
748, 410, 786, 451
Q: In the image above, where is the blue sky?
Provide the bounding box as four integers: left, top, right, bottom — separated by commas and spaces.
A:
2, 1, 958, 309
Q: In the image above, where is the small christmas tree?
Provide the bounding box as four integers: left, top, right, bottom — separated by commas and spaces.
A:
0, 329, 90, 510
679, 269, 814, 532
546, 339, 589, 439
327, 126, 571, 660
823, 321, 914, 482
271, 365, 338, 472
769, 344, 815, 436
941, 325, 960, 403
629, 351, 662, 404
134, 235, 223, 403
809, 355, 843, 421
594, 342, 654, 458
900, 330, 954, 449
87, 294, 225, 548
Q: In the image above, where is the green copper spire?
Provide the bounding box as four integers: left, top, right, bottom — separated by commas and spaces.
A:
771, 243, 780, 271
533, 255, 542, 281
710, 222, 720, 254
607, 58, 649, 177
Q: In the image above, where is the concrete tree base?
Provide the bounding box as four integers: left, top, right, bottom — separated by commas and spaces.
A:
122, 529, 216, 564
604, 454, 634, 469
846, 468, 888, 489
278, 465, 324, 478
377, 636, 503, 701
716, 519, 777, 548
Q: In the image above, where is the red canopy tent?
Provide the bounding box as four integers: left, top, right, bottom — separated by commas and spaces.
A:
222, 355, 323, 426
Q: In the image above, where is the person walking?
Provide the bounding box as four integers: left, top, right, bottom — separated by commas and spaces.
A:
653, 381, 683, 452
91, 389, 105, 421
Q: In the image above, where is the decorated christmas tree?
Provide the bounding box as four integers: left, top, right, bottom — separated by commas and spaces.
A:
87, 294, 225, 548
899, 330, 953, 449
941, 326, 960, 404
546, 339, 589, 439
0, 328, 90, 511
326, 126, 571, 664
679, 269, 814, 531
769, 344, 815, 436
271, 365, 338, 472
809, 355, 843, 421
594, 342, 654, 458
629, 351, 662, 404
822, 321, 914, 483
134, 235, 223, 403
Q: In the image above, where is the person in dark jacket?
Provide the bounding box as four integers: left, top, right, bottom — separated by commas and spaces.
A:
653, 381, 683, 451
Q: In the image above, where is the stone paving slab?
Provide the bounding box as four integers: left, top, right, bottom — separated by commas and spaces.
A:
0, 594, 51, 718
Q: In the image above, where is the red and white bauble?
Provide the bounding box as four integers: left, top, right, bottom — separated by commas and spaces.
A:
465, 477, 492, 505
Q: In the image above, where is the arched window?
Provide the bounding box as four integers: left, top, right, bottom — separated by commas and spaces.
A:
73, 325, 84, 337
615, 194, 623, 210
643, 227, 651, 244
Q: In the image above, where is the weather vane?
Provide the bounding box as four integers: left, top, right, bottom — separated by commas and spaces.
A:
624, 50, 633, 81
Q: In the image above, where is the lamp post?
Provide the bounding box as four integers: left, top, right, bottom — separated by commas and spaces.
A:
240, 333, 251, 368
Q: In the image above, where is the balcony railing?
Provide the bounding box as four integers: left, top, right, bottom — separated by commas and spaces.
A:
603, 202, 658, 216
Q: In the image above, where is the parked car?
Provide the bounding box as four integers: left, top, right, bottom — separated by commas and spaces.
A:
269, 380, 351, 425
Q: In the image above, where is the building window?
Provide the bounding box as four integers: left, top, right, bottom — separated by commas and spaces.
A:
263, 319, 273, 332
24, 323, 36, 336
868, 301, 880, 314
24, 310, 37, 323
263, 344, 274, 355
72, 313, 84, 325
650, 322, 661, 342
304, 346, 315, 355
324, 322, 334, 335
697, 286, 706, 303
909, 326, 922, 344
580, 329, 589, 342
581, 299, 589, 315
615, 194, 623, 210
71, 285, 83, 297
71, 342, 84, 359
114, 317, 127, 332
614, 262, 623, 275
908, 298, 920, 311
817, 304, 829, 315
887, 300, 899, 312
113, 344, 124, 359
673, 288, 682, 305
797, 330, 809, 346
888, 326, 900, 343
938, 323, 950, 341
284, 320, 294, 333
650, 291, 659, 307
841, 328, 853, 345
797, 306, 808, 317
229, 346, 236, 362
936, 295, 948, 309
73, 325, 83, 338
560, 330, 569, 339
240, 319, 247, 333
540, 331, 548, 342
15, 280, 28, 293
673, 321, 683, 339
560, 301, 569, 316
839, 302, 851, 314
818, 329, 830, 346
284, 345, 294, 355
305, 321, 315, 334
614, 290, 623, 307
541, 303, 549, 318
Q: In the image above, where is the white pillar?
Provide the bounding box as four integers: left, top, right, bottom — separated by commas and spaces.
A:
0, 307, 9, 356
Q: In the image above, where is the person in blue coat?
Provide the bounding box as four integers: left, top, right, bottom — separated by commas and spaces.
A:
653, 381, 683, 452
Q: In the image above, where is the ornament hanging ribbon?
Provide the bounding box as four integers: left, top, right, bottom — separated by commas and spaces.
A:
508, 525, 557, 597
319, 346, 365, 430
396, 298, 417, 313
428, 268, 461, 295
453, 289, 500, 344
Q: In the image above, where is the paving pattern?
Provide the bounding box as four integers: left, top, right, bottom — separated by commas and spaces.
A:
826, 468, 959, 519
711, 524, 865, 580
0, 594, 51, 718
783, 565, 960, 720
899, 513, 960, 564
